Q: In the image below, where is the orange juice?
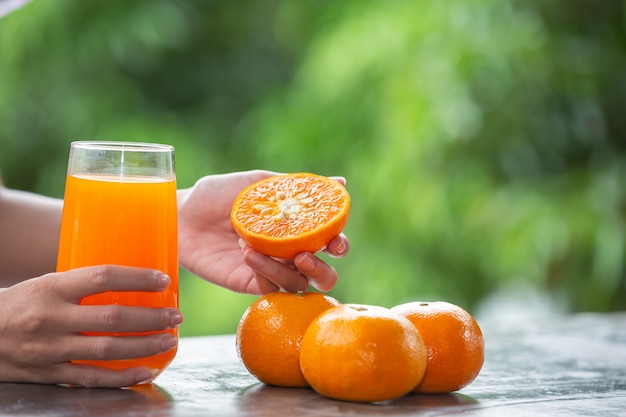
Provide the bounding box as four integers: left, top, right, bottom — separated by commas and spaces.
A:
57, 173, 178, 371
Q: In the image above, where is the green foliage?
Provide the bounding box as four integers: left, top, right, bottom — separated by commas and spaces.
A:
1, 0, 624, 335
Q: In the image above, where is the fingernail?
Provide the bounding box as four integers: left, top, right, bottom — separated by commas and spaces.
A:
334, 240, 346, 255
297, 252, 315, 272
161, 334, 178, 352
169, 310, 184, 327
156, 273, 170, 290
135, 368, 159, 385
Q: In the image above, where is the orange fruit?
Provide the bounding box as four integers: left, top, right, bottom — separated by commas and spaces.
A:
235, 291, 341, 387
230, 173, 350, 259
299, 304, 427, 403
391, 301, 484, 394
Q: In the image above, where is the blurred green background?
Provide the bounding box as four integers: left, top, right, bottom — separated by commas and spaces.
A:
1, 0, 624, 336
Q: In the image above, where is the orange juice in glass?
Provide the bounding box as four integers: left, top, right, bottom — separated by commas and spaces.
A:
56, 141, 178, 374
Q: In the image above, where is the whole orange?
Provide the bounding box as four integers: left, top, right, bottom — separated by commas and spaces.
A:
391, 301, 484, 394
299, 304, 427, 403
236, 291, 340, 387
230, 173, 350, 259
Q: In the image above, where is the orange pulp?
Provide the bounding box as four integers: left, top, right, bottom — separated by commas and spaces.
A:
230, 173, 350, 259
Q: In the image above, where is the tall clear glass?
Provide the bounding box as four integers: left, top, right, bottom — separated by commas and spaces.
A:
56, 141, 178, 374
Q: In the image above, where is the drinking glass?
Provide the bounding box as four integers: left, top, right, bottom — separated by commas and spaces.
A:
56, 141, 178, 374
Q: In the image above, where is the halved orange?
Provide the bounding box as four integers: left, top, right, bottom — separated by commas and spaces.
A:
230, 173, 350, 259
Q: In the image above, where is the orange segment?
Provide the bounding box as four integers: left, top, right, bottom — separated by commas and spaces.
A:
231, 173, 350, 259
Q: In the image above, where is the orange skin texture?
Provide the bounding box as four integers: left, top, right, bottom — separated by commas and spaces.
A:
300, 304, 428, 403
236, 291, 341, 387
392, 301, 484, 394
230, 173, 350, 259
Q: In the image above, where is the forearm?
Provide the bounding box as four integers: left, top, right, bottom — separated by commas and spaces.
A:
0, 186, 63, 285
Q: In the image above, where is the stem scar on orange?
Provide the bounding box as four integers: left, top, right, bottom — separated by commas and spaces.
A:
236, 291, 341, 388
230, 173, 350, 259
391, 301, 485, 394
299, 304, 428, 403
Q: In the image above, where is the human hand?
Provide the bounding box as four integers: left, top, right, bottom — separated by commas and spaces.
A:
0, 266, 183, 388
177, 170, 350, 294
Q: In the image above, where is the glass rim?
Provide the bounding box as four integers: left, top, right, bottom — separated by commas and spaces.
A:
70, 141, 174, 152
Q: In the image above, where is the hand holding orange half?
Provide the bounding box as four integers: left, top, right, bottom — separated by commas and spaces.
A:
230, 173, 350, 259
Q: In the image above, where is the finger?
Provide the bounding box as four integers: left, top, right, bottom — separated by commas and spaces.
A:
242, 247, 308, 293
234, 240, 280, 295
323, 234, 350, 258
66, 305, 183, 333
57, 332, 178, 363
48, 363, 161, 388
50, 265, 171, 302
294, 252, 339, 292
246, 272, 281, 295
